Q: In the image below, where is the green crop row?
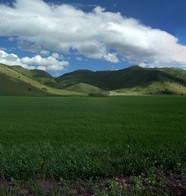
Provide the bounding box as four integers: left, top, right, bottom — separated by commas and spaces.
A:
0, 96, 185, 190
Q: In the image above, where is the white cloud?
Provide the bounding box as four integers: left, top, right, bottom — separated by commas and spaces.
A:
103, 53, 119, 63
37, 65, 46, 71
40, 50, 50, 56
0, 49, 24, 66
21, 55, 69, 70
52, 52, 59, 59
0, 50, 69, 71
0, 0, 186, 68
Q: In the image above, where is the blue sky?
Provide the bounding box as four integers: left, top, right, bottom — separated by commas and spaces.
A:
0, 0, 186, 76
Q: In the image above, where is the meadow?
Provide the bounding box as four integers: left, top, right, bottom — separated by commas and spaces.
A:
0, 96, 185, 194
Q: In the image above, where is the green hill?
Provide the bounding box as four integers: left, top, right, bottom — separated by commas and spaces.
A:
1, 63, 186, 96
158, 67, 186, 82
0, 64, 84, 96
56, 66, 158, 90
57, 66, 186, 95
65, 83, 102, 94
10, 66, 59, 88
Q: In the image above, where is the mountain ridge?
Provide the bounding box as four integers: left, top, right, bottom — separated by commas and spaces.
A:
57, 66, 186, 94
1, 63, 186, 96
57, 66, 186, 95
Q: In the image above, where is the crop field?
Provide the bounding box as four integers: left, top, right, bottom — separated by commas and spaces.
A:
0, 96, 186, 195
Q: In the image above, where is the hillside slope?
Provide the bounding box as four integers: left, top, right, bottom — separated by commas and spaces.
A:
65, 83, 102, 94
10, 66, 59, 88
57, 66, 186, 95
0, 64, 84, 96
56, 66, 158, 90
1, 63, 186, 96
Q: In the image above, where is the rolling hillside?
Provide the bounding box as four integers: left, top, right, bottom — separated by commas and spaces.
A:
57, 66, 159, 90
57, 66, 186, 95
65, 83, 102, 94
0, 64, 84, 96
10, 66, 59, 88
1, 63, 186, 95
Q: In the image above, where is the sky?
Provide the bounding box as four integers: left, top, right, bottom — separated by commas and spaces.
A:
0, 0, 186, 76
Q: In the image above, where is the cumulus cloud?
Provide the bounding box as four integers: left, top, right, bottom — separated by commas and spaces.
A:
21, 55, 69, 70
0, 0, 186, 67
103, 53, 119, 63
0, 50, 25, 66
0, 50, 69, 71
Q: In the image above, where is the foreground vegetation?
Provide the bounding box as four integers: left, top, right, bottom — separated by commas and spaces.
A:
0, 96, 185, 194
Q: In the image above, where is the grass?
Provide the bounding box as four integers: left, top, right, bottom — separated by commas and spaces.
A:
57, 66, 186, 95
0, 72, 49, 96
10, 65, 59, 88
65, 83, 102, 94
2, 63, 186, 96
111, 80, 186, 95
0, 96, 185, 194
0, 63, 85, 96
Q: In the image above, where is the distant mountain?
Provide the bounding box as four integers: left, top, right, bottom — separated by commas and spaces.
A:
57, 66, 186, 95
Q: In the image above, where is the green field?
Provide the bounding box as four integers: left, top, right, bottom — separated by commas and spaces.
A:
0, 96, 185, 194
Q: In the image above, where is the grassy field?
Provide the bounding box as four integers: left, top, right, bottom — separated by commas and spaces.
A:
0, 96, 185, 194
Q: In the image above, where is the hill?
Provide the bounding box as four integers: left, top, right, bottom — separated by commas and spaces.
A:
57, 66, 186, 95
0, 64, 84, 96
10, 66, 59, 88
65, 83, 102, 94
1, 63, 186, 96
